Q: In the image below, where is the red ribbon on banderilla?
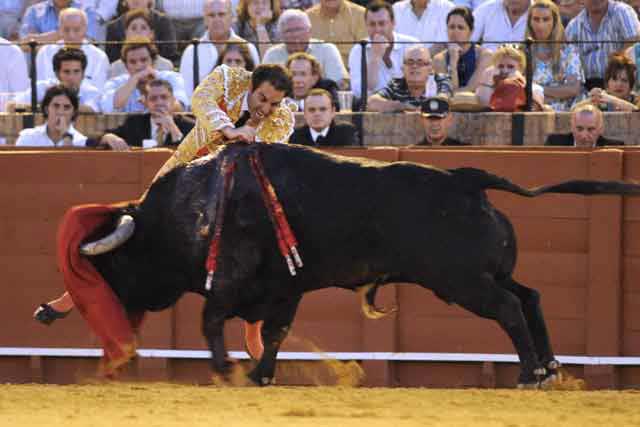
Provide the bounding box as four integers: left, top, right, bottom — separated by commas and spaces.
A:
204, 149, 303, 291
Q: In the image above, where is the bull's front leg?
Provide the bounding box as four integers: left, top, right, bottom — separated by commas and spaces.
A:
248, 296, 302, 386
202, 297, 232, 376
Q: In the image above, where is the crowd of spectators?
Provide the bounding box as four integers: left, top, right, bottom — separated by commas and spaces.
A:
1, 0, 640, 148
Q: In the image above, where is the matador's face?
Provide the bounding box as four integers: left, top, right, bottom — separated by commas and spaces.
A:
248, 82, 286, 122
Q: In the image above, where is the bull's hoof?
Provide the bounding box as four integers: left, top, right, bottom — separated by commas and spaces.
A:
33, 304, 70, 325
248, 370, 275, 387
517, 366, 546, 389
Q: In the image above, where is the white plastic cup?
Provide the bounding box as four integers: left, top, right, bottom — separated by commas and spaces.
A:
337, 90, 353, 112
142, 139, 158, 149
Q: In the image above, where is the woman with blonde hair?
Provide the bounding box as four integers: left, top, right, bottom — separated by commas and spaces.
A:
475, 45, 545, 110
232, 0, 281, 59
525, 0, 584, 111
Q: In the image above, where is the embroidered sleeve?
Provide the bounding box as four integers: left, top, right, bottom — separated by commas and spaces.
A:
191, 66, 231, 134
256, 99, 296, 144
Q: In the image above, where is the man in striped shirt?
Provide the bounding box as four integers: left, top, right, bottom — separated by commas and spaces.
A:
565, 0, 640, 90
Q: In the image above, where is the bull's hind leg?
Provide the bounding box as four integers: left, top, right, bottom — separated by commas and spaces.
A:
248, 296, 302, 386
202, 297, 233, 376
442, 274, 544, 386
497, 278, 560, 377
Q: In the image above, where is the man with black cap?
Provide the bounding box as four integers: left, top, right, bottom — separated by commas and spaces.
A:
416, 96, 470, 146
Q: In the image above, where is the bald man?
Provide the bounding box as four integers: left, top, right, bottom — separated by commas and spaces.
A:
34, 8, 109, 89
545, 102, 624, 147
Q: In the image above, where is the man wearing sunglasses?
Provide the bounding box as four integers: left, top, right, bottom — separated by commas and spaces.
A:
367, 45, 452, 112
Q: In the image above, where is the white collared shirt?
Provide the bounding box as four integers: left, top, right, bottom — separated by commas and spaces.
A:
15, 123, 87, 147
348, 32, 420, 98
179, 31, 261, 99
0, 37, 29, 95
15, 78, 101, 112
393, 0, 455, 47
471, 0, 530, 51
309, 126, 330, 143
35, 40, 110, 90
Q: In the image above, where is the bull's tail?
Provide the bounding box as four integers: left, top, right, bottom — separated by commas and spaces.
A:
452, 167, 640, 198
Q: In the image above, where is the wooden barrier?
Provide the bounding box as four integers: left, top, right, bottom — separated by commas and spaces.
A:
1, 147, 640, 388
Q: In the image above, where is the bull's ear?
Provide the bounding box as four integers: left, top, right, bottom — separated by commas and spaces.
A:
80, 215, 136, 256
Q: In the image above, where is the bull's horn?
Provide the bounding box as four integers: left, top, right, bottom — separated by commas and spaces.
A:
357, 284, 398, 320
80, 215, 135, 256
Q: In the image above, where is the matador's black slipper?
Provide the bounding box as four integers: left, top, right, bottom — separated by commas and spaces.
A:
33, 304, 71, 326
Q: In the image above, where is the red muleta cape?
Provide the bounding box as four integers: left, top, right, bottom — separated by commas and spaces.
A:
57, 203, 143, 376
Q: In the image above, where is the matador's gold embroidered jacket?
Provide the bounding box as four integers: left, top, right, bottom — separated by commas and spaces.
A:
153, 64, 296, 180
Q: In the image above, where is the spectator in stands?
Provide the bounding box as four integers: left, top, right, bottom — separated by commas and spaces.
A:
1, 0, 30, 40
286, 51, 340, 110
306, 0, 368, 66
625, 40, 640, 91
94, 78, 195, 149
106, 1, 177, 64
433, 6, 493, 93
281, 0, 316, 9
565, 0, 640, 91
526, 0, 584, 111
101, 37, 188, 112
0, 37, 29, 109
589, 53, 639, 111
10, 48, 100, 112
392, 0, 455, 52
34, 8, 110, 90
416, 96, 469, 145
180, 0, 260, 98
15, 85, 88, 146
471, 0, 530, 51
19, 0, 100, 46
161, 0, 207, 43
80, 0, 118, 41
232, 0, 281, 59
108, 9, 175, 78
348, 0, 419, 99
545, 101, 624, 146
475, 44, 544, 109
558, 0, 583, 26
263, 9, 348, 86
289, 88, 359, 146
367, 45, 452, 112
216, 43, 257, 70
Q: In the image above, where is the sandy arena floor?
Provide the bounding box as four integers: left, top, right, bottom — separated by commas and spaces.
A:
2, 382, 640, 427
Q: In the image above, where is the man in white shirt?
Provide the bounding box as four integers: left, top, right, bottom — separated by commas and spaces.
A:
0, 37, 29, 111
471, 0, 530, 51
10, 47, 100, 112
16, 85, 88, 147
102, 37, 188, 112
348, 0, 419, 99
392, 0, 455, 50
34, 8, 110, 90
262, 9, 348, 87
179, 0, 260, 97
161, 0, 207, 43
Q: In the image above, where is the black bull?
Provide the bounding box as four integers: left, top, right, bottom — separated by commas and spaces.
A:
82, 143, 640, 386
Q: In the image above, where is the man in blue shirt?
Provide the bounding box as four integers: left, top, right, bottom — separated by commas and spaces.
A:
19, 0, 99, 47
101, 37, 188, 112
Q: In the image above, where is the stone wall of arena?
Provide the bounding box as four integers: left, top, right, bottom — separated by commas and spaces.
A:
1, 131, 640, 389
1, 111, 639, 146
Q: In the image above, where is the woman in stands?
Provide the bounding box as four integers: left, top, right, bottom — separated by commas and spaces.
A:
108, 9, 175, 78
433, 6, 492, 93
589, 53, 639, 111
106, 0, 178, 64
525, 0, 584, 111
215, 43, 256, 72
475, 45, 545, 110
232, 0, 281, 59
